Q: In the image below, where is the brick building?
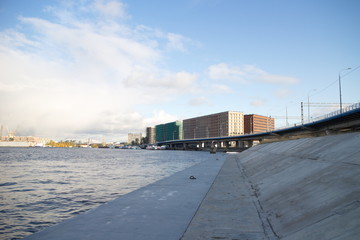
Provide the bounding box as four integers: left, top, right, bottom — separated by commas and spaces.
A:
244, 114, 275, 134
183, 111, 244, 139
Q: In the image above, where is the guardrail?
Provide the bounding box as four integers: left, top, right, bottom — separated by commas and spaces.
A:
276, 102, 360, 130
311, 102, 360, 122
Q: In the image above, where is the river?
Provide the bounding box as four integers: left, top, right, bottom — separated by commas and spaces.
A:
0, 147, 211, 240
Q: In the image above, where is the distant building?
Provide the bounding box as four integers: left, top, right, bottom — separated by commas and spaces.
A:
146, 127, 156, 144
244, 114, 275, 134
183, 111, 244, 139
0, 130, 50, 147
155, 121, 183, 142
128, 133, 142, 145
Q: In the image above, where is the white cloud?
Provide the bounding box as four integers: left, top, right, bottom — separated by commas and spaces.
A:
188, 97, 213, 106
210, 84, 234, 93
208, 63, 298, 85
93, 0, 127, 19
208, 63, 246, 83
250, 99, 266, 107
0, 1, 196, 141
16, 16, 160, 73
275, 88, 291, 98
133, 26, 197, 53
123, 71, 198, 93
166, 33, 191, 52
143, 110, 178, 126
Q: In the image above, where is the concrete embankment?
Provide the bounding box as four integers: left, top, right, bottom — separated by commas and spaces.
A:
24, 132, 360, 240
182, 131, 360, 239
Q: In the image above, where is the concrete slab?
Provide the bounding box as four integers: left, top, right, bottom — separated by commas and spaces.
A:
238, 132, 360, 239
283, 203, 360, 240
182, 132, 360, 240
181, 154, 270, 240
23, 153, 227, 240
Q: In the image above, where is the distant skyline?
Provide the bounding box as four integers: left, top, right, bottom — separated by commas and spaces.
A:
1, 0, 359, 142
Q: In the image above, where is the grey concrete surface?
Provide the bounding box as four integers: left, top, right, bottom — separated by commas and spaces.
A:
23, 153, 227, 240
181, 153, 272, 240
182, 132, 360, 240
23, 132, 360, 240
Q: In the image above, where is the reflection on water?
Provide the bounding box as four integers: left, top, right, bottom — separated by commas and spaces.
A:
0, 148, 210, 240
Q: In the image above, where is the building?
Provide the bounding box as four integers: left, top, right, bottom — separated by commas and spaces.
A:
146, 127, 156, 144
244, 114, 275, 134
155, 121, 183, 142
183, 111, 244, 139
128, 133, 142, 145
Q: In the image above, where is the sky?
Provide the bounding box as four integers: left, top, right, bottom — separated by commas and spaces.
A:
0, 0, 359, 142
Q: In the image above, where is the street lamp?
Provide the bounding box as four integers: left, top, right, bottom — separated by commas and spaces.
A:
339, 68, 351, 113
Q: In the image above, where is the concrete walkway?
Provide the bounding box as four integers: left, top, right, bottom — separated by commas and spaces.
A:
183, 132, 360, 240
24, 154, 226, 240
181, 153, 274, 240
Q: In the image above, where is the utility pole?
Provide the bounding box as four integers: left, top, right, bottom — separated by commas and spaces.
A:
339, 68, 351, 113
301, 102, 304, 124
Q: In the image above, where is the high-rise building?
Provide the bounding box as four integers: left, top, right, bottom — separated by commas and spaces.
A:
146, 127, 156, 144
155, 121, 183, 142
244, 114, 275, 134
183, 111, 244, 139
128, 133, 142, 144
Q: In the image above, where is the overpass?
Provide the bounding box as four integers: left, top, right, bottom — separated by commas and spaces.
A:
157, 102, 360, 151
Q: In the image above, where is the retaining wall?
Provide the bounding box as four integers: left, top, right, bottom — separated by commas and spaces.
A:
238, 132, 360, 239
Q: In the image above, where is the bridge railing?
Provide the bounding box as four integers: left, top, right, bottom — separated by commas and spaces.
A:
310, 102, 360, 122
275, 102, 360, 130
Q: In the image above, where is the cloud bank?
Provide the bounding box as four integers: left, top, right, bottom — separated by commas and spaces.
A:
208, 63, 298, 85
0, 0, 192, 141
0, 1, 299, 141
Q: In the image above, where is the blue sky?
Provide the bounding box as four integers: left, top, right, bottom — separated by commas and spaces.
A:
0, 0, 359, 142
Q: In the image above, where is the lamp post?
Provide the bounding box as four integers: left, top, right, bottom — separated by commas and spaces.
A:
339, 68, 351, 113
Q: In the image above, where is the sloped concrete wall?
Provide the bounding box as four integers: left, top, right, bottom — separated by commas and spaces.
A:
238, 132, 360, 239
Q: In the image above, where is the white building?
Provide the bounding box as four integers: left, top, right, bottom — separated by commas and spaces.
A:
128, 133, 142, 144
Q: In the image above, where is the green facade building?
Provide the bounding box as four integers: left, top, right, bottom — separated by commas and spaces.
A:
155, 121, 183, 142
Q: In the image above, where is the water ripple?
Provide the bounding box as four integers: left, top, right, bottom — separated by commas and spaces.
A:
0, 148, 213, 240
0, 182, 17, 187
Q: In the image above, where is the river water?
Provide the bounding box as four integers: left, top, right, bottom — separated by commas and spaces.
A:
0, 147, 212, 240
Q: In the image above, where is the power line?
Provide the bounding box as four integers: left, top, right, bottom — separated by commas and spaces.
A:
310, 64, 360, 98
342, 65, 360, 78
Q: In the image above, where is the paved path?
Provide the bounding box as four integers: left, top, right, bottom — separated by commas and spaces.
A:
181, 154, 273, 240
24, 154, 226, 240
182, 132, 360, 240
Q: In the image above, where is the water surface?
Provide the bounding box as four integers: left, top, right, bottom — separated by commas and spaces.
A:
0, 147, 211, 240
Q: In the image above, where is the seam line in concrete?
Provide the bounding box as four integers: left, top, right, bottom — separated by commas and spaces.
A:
179, 157, 226, 240
236, 158, 280, 240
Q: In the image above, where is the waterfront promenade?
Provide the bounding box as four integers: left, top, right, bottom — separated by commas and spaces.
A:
181, 153, 271, 239
24, 131, 360, 240
182, 131, 360, 239
23, 153, 227, 240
